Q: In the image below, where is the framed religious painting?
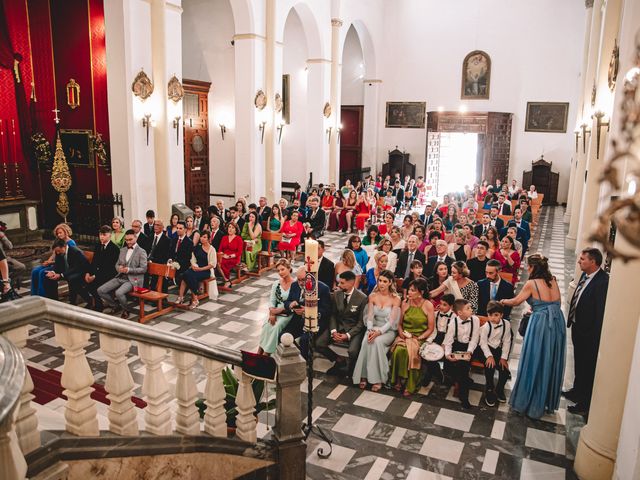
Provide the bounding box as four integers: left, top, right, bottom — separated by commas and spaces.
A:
385, 102, 426, 128
282, 74, 291, 124
60, 129, 94, 167
524, 102, 569, 133
461, 50, 491, 99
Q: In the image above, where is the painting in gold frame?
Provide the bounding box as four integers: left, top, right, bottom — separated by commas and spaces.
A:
385, 102, 426, 128
524, 102, 569, 133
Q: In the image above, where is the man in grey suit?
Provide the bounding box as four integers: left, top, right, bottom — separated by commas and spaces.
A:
98, 229, 148, 319
316, 270, 367, 378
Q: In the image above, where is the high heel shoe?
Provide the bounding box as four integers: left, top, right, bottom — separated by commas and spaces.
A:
189, 298, 199, 309
175, 296, 184, 305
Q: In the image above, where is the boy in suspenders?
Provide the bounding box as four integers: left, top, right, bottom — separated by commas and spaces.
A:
478, 301, 512, 406
443, 299, 480, 409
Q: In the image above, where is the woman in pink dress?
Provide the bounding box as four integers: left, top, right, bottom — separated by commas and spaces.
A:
492, 235, 521, 284
277, 210, 304, 260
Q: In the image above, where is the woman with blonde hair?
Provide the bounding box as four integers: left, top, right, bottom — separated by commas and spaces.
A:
111, 216, 126, 248
30, 223, 76, 297
258, 258, 295, 355
448, 228, 471, 262
335, 249, 362, 289
352, 270, 402, 391
365, 251, 388, 294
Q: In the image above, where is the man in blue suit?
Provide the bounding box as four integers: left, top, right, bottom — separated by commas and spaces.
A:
477, 260, 514, 318
511, 207, 531, 242
282, 266, 331, 359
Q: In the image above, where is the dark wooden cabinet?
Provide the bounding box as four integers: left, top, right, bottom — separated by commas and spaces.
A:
382, 148, 415, 180
182, 79, 211, 209
522, 156, 559, 205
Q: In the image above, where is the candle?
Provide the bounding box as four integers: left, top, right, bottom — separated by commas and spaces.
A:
0, 119, 4, 164
303, 238, 319, 333
11, 119, 16, 164
305, 239, 319, 272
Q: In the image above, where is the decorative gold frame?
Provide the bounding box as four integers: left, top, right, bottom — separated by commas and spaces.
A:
274, 93, 283, 113
66, 79, 80, 109
167, 75, 185, 103
323, 102, 332, 118
461, 50, 491, 99
524, 102, 569, 133
385, 102, 426, 128
132, 69, 154, 101
254, 89, 267, 110
608, 41, 619, 92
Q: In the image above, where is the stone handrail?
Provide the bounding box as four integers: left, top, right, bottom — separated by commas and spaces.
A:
0, 297, 307, 480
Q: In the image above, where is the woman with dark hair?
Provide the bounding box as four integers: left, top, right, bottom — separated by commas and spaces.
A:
166, 214, 180, 241
390, 278, 435, 396
241, 211, 262, 272
218, 222, 244, 289
266, 204, 283, 251
327, 190, 345, 231
443, 204, 459, 232
355, 191, 371, 234
430, 261, 479, 312
378, 211, 395, 236
348, 235, 369, 273
277, 210, 303, 260
362, 224, 381, 247
344, 190, 358, 233
493, 235, 521, 283
176, 230, 217, 309
428, 261, 449, 307
501, 254, 566, 419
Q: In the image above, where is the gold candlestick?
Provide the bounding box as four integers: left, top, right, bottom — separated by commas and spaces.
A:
14, 161, 23, 198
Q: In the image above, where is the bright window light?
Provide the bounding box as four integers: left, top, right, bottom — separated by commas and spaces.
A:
437, 132, 477, 196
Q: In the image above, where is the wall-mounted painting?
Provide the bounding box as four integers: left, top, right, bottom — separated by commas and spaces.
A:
524, 102, 569, 133
282, 74, 290, 124
60, 129, 94, 167
385, 102, 426, 128
461, 50, 491, 99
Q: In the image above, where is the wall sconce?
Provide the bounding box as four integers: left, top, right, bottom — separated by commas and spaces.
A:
276, 123, 284, 144
580, 122, 591, 154
258, 121, 266, 144
142, 113, 152, 146
173, 116, 181, 146
219, 124, 227, 140
574, 128, 581, 153
337, 124, 342, 144
326, 126, 333, 144
592, 110, 610, 159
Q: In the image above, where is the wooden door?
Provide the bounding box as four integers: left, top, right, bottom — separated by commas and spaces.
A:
183, 80, 211, 209
339, 106, 363, 185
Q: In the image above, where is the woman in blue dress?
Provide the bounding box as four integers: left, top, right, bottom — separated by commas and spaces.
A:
258, 258, 295, 355
500, 254, 566, 419
31, 223, 76, 298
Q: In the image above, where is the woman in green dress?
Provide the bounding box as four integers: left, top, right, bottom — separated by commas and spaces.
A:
390, 278, 435, 396
241, 211, 262, 271
110, 217, 126, 248
258, 259, 294, 355
265, 204, 283, 251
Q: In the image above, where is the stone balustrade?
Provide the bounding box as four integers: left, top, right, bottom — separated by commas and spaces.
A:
0, 297, 306, 480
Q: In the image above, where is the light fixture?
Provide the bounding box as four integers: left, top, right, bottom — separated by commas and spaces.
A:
592, 110, 610, 159
173, 116, 181, 145
142, 113, 152, 146
219, 124, 227, 140
574, 128, 582, 153
276, 123, 285, 144
580, 122, 591, 154
458, 105, 467, 113
326, 126, 333, 144
437, 106, 444, 113
258, 121, 266, 144
337, 124, 342, 144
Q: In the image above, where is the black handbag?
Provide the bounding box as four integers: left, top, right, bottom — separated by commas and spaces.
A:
518, 312, 531, 337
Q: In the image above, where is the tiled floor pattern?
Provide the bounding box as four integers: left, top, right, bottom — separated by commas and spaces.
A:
15, 206, 583, 479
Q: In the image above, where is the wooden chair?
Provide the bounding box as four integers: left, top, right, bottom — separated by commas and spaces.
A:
470, 315, 490, 369
499, 272, 513, 283
129, 262, 175, 323
498, 215, 513, 225
251, 231, 282, 276
216, 251, 247, 291
83, 250, 95, 263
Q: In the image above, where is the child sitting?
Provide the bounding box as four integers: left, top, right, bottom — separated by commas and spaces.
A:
421, 293, 455, 385
443, 298, 480, 409
478, 301, 512, 406
401, 260, 426, 299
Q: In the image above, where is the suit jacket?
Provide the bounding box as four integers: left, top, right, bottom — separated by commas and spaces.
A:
329, 289, 367, 339
115, 245, 148, 285
143, 221, 155, 237
490, 217, 505, 231
285, 280, 331, 331
54, 245, 90, 284
296, 191, 308, 208
136, 232, 150, 253
500, 225, 529, 255
193, 215, 209, 232
394, 249, 426, 278
257, 206, 271, 223
421, 213, 436, 225
497, 202, 512, 216
148, 233, 171, 264
318, 256, 335, 290
232, 217, 246, 232
209, 229, 225, 251
169, 235, 194, 273
90, 241, 120, 285
477, 278, 514, 318
308, 208, 326, 235
424, 255, 453, 278
509, 220, 531, 243
474, 223, 492, 238
570, 269, 609, 336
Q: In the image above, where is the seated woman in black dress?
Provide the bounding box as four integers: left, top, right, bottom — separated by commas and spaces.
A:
176, 230, 217, 309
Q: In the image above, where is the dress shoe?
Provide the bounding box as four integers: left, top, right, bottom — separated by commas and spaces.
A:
121, 310, 130, 320
460, 398, 472, 409
326, 364, 347, 377
496, 388, 507, 403
484, 389, 497, 407
568, 403, 589, 416
561, 389, 580, 403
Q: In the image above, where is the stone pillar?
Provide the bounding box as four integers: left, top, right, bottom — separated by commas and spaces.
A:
564, 155, 577, 223
150, 0, 185, 221
307, 60, 331, 186
273, 333, 307, 480
329, 18, 343, 185
362, 80, 382, 175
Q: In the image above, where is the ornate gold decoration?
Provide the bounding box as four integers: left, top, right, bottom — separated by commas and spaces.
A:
608, 41, 619, 92
591, 83, 597, 107
323, 102, 332, 118
167, 75, 184, 103
51, 132, 72, 221
274, 93, 283, 113
254, 90, 267, 110
66, 79, 80, 109
590, 32, 640, 262
331, 18, 343, 27
132, 69, 154, 101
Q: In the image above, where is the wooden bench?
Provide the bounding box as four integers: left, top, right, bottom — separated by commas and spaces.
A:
470, 315, 489, 369
129, 262, 175, 323
499, 272, 513, 283
250, 230, 282, 276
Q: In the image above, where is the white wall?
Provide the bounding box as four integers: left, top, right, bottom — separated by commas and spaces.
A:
341, 25, 364, 105
375, 0, 586, 202
182, 0, 236, 197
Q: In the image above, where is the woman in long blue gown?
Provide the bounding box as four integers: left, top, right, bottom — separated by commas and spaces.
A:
501, 254, 566, 419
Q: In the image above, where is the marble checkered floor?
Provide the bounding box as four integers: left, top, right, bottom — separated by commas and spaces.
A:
16, 206, 583, 479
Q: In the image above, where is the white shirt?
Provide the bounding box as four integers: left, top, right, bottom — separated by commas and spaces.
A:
125, 243, 137, 263
508, 185, 519, 196
480, 319, 512, 360
575, 270, 598, 304
428, 310, 454, 342
443, 315, 480, 356
152, 233, 163, 246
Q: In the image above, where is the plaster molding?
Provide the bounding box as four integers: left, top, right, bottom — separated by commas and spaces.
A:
164, 2, 183, 13
363, 79, 383, 84
331, 18, 343, 27
233, 33, 266, 41
307, 58, 331, 64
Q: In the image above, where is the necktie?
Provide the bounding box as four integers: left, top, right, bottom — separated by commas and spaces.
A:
344, 293, 350, 309
405, 252, 414, 278
568, 273, 587, 325
483, 225, 488, 234
176, 238, 182, 252
152, 236, 158, 250
491, 282, 498, 300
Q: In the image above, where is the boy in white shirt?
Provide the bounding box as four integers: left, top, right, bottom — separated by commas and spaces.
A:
443, 299, 480, 409
423, 294, 456, 385
478, 301, 512, 406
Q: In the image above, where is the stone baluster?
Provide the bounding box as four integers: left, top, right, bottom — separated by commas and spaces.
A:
0, 404, 27, 480
234, 367, 257, 443
99, 334, 138, 436
4, 326, 40, 453
172, 351, 199, 435
54, 324, 99, 436
138, 343, 171, 435
203, 359, 227, 438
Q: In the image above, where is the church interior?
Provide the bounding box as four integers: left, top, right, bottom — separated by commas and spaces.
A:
1, 0, 639, 479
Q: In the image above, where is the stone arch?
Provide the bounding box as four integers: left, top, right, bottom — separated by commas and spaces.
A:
229, 0, 255, 34
341, 19, 377, 79
282, 2, 324, 59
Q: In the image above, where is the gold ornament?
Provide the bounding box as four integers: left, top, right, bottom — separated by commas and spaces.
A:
274, 93, 283, 113
167, 75, 185, 103
132, 69, 154, 101
323, 102, 332, 118
254, 90, 267, 110
51, 132, 72, 220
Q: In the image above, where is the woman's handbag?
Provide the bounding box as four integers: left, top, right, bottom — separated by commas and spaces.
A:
518, 312, 531, 337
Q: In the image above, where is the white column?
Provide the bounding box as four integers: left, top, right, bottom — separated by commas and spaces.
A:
172, 351, 199, 436
234, 367, 257, 443
234, 35, 266, 200
362, 80, 382, 175
307, 60, 331, 186
564, 155, 577, 223
203, 359, 227, 438
150, 0, 185, 220
138, 343, 172, 435
329, 18, 343, 185
0, 403, 26, 480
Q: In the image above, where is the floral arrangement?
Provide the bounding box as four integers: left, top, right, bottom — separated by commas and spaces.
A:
168, 261, 181, 270
31, 132, 52, 166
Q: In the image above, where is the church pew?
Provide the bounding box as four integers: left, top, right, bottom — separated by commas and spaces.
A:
129, 262, 175, 323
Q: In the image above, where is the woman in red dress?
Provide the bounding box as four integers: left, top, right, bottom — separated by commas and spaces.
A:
218, 222, 244, 288
492, 235, 521, 284
378, 212, 395, 236
277, 210, 304, 260
327, 191, 345, 231
355, 192, 371, 234
343, 190, 358, 233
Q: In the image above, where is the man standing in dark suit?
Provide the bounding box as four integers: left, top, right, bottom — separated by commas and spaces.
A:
317, 240, 335, 290
46, 238, 91, 305
395, 235, 426, 279
293, 184, 308, 209
420, 204, 436, 225
424, 240, 453, 277
85, 225, 120, 311
564, 248, 609, 415
169, 222, 194, 283
228, 207, 246, 232
511, 208, 531, 243
489, 206, 505, 231
474, 213, 493, 238
192, 205, 209, 231
257, 197, 271, 223
496, 194, 512, 216
393, 180, 404, 212
146, 219, 171, 289
132, 219, 150, 253
477, 260, 514, 318
143, 210, 155, 237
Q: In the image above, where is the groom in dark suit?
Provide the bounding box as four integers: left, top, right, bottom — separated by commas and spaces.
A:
564, 248, 609, 415
316, 270, 367, 377
477, 260, 514, 318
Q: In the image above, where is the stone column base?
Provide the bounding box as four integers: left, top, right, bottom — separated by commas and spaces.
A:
574, 425, 616, 480
566, 234, 577, 250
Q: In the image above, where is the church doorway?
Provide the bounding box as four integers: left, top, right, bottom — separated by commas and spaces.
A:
437, 132, 478, 196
